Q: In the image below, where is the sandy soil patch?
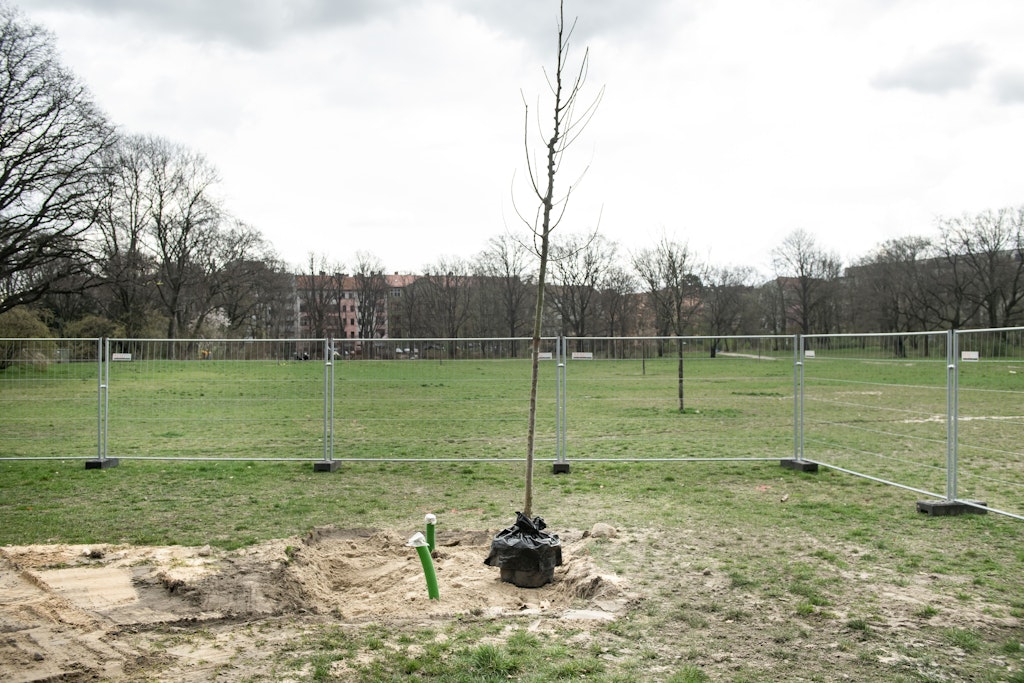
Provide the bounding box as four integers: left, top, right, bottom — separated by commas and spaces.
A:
0, 527, 628, 682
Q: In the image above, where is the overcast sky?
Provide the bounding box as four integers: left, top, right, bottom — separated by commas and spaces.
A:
14, 0, 1024, 277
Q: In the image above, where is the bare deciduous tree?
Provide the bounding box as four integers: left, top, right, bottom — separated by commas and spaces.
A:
771, 229, 843, 335
353, 251, 390, 339
390, 274, 424, 340
848, 236, 932, 337
703, 265, 755, 353
213, 219, 289, 338
0, 6, 114, 314
418, 256, 475, 349
298, 253, 344, 342
938, 207, 1024, 329
475, 234, 534, 338
597, 264, 638, 340
515, 0, 602, 518
548, 232, 617, 339
133, 137, 223, 339
93, 134, 159, 336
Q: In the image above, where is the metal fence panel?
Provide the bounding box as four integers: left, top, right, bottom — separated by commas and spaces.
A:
0, 338, 101, 460
4, 330, 1023, 522
954, 328, 1024, 518
330, 337, 558, 461
104, 338, 330, 460
799, 332, 951, 497
560, 336, 797, 461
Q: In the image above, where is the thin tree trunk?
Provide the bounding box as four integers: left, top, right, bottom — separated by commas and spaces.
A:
524, 250, 550, 517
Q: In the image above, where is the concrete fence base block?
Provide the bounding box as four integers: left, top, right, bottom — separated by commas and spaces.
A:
84, 458, 119, 470
313, 461, 340, 473
779, 459, 818, 473
916, 500, 987, 516
552, 463, 571, 474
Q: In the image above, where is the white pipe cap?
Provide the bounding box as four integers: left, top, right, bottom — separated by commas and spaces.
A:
425, 514, 437, 525
406, 532, 428, 548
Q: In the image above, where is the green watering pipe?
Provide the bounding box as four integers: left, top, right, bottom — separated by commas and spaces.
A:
407, 532, 439, 600
425, 513, 437, 552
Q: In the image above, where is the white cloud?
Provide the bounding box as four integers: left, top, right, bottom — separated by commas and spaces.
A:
872, 43, 987, 95
19, 0, 408, 48
992, 68, 1024, 104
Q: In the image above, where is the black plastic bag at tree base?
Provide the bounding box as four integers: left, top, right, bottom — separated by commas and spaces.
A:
484, 512, 563, 587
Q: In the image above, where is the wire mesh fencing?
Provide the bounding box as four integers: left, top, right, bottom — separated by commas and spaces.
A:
3, 331, 1023, 520
330, 337, 556, 461
0, 338, 102, 460
953, 328, 1024, 518
103, 339, 331, 461
558, 336, 796, 462
799, 332, 952, 497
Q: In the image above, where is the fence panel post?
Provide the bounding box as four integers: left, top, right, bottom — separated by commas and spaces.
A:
314, 337, 339, 472
85, 337, 118, 469
946, 329, 958, 502
780, 333, 816, 472
553, 335, 570, 473
794, 334, 803, 462
96, 337, 103, 460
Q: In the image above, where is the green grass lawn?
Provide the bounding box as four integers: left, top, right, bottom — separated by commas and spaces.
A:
2, 350, 1022, 515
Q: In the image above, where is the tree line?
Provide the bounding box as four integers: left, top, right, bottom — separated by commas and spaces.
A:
2, 5, 1022, 343
366, 214, 1024, 343
0, 5, 294, 340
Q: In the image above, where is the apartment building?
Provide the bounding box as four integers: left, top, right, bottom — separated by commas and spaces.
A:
293, 272, 416, 340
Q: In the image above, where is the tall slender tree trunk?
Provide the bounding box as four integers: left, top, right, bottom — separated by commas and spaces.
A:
524, 102, 562, 519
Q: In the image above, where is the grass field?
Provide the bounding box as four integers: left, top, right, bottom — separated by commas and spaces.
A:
3, 347, 1021, 512
1, 353, 801, 462
1, 459, 1023, 681
2, 346, 1024, 680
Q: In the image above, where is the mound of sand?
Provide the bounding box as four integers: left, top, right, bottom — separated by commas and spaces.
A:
0, 527, 630, 682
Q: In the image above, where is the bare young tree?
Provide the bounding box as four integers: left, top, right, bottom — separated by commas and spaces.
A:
631, 236, 705, 411
0, 6, 114, 314
632, 237, 704, 337
515, 0, 602, 518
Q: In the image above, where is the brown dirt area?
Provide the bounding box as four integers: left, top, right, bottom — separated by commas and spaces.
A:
1, 524, 1021, 682
0, 527, 629, 682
